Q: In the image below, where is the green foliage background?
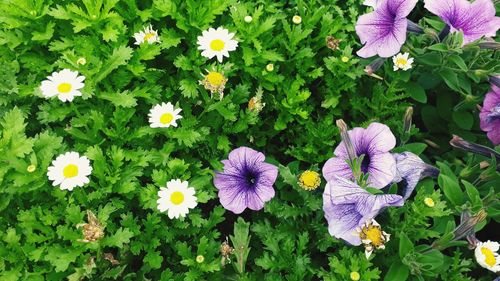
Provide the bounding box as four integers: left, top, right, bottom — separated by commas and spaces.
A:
0, 0, 499, 280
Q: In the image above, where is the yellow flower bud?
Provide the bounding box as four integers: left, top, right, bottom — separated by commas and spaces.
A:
27, 164, 36, 173
424, 197, 435, 207
196, 255, 205, 263
266, 63, 274, 72
350, 271, 360, 281
292, 15, 302, 24
244, 16, 253, 23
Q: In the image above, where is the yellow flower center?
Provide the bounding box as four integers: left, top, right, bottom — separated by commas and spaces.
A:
196, 255, 205, 263
160, 113, 174, 125
63, 164, 79, 178
350, 272, 360, 281
144, 32, 156, 41
298, 170, 321, 190
206, 72, 225, 86
424, 197, 435, 207
58, 83, 72, 93
396, 58, 408, 67
27, 164, 36, 173
341, 56, 349, 63
210, 39, 225, 51
170, 191, 184, 205
361, 224, 384, 247
481, 247, 497, 267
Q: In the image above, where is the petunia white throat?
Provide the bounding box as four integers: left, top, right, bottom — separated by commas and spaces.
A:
148, 102, 182, 128
134, 25, 161, 45
40, 69, 85, 102
392, 52, 414, 71
47, 152, 92, 191
475, 240, 500, 273
157, 179, 197, 219
197, 27, 238, 63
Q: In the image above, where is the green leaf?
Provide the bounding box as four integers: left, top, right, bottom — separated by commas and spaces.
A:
452, 110, 473, 130
439, 68, 461, 92
438, 174, 465, 206
230, 217, 251, 274
45, 245, 80, 272
448, 55, 467, 72
384, 262, 409, 281
95, 46, 133, 83
102, 228, 134, 248
144, 251, 163, 269
32, 21, 55, 41
427, 43, 448, 52
461, 180, 482, 209
405, 82, 427, 103
399, 233, 414, 259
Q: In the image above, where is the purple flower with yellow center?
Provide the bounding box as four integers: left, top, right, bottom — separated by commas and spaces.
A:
323, 122, 397, 189
355, 0, 418, 58
213, 147, 278, 214
480, 85, 500, 145
323, 177, 404, 245
424, 0, 500, 45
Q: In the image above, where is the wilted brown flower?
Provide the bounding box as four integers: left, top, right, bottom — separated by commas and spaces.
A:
77, 210, 104, 243
220, 238, 234, 266
326, 36, 341, 50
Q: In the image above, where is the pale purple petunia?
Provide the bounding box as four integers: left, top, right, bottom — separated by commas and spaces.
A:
480, 84, 500, 145
355, 0, 418, 58
213, 147, 278, 214
424, 0, 500, 45
323, 122, 397, 189
323, 177, 404, 245
392, 152, 440, 199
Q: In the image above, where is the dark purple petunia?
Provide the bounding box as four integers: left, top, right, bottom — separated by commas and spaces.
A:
355, 0, 418, 58
323, 122, 397, 189
323, 177, 404, 245
213, 147, 278, 214
480, 84, 500, 145
424, 0, 500, 45
392, 152, 440, 199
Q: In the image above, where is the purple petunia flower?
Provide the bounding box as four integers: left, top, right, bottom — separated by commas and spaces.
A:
424, 0, 500, 45
323, 122, 397, 189
213, 147, 278, 214
323, 177, 404, 245
392, 152, 440, 199
355, 0, 418, 58
480, 85, 500, 145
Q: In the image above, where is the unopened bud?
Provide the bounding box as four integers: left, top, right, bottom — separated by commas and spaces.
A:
450, 135, 500, 160
336, 119, 357, 163
488, 75, 500, 88
403, 106, 413, 134
478, 41, 500, 50
407, 20, 423, 34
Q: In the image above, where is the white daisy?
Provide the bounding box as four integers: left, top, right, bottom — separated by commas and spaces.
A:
197, 27, 238, 63
40, 69, 85, 102
47, 152, 92, 191
392, 52, 414, 71
133, 25, 160, 45
475, 240, 500, 273
157, 179, 197, 219
148, 102, 182, 128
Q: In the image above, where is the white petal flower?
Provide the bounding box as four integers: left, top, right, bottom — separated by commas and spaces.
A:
157, 179, 198, 219
47, 152, 92, 191
148, 102, 182, 128
133, 25, 161, 45
39, 69, 85, 102
475, 240, 500, 273
363, 0, 379, 8
197, 27, 238, 63
392, 52, 414, 71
